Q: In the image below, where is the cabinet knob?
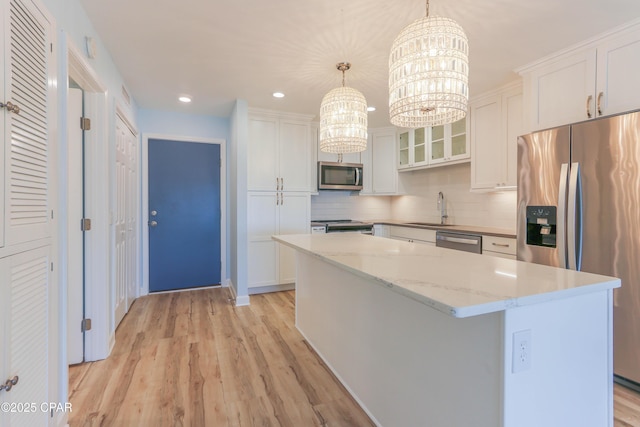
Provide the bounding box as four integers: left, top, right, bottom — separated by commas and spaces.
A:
0, 101, 20, 114
0, 376, 19, 392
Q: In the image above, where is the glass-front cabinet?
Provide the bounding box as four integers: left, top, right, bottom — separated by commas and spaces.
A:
397, 117, 469, 170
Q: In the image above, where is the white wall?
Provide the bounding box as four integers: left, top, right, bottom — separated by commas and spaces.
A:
137, 109, 232, 287
391, 163, 517, 231
230, 100, 250, 305
311, 192, 392, 221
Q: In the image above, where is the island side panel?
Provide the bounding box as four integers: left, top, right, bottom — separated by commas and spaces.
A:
295, 252, 503, 427
502, 289, 613, 427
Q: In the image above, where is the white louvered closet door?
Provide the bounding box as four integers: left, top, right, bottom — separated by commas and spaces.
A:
4, 0, 51, 246
1, 246, 50, 427
0, 0, 53, 425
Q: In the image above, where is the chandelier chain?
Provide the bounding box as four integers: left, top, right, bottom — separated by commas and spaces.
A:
426, 0, 429, 17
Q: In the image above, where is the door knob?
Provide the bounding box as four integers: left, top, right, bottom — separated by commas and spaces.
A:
149, 220, 158, 227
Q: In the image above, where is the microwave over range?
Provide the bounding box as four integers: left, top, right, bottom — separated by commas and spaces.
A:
317, 161, 363, 191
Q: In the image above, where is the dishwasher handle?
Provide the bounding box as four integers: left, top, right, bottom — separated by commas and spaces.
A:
437, 235, 479, 245
436, 231, 483, 254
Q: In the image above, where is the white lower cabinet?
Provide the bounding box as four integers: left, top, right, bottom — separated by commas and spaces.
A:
387, 226, 436, 246
0, 246, 50, 427
248, 192, 310, 291
482, 235, 517, 260
373, 224, 389, 238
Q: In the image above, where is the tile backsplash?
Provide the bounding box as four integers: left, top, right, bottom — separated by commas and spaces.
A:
310, 162, 517, 231
311, 191, 392, 221
391, 163, 517, 231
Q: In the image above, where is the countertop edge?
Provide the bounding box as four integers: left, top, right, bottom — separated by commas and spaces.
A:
273, 234, 620, 319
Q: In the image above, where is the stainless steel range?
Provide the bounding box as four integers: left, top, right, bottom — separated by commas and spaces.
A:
311, 219, 374, 235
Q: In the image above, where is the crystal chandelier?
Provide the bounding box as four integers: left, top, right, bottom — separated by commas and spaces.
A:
389, 0, 469, 128
319, 62, 368, 154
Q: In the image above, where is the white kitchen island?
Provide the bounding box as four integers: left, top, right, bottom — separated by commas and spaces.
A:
272, 233, 621, 427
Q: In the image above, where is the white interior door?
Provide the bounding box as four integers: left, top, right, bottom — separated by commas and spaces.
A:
67, 86, 84, 364
115, 115, 138, 326
114, 119, 128, 325
125, 122, 137, 309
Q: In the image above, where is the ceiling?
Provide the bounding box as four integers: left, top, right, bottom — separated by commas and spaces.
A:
79, 0, 640, 127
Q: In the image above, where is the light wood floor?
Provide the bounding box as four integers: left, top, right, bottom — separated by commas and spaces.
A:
69, 287, 640, 426
68, 288, 374, 426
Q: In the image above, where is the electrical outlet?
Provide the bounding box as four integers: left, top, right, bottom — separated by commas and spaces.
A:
512, 329, 532, 373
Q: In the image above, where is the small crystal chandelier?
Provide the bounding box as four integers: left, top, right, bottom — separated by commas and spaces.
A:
319, 62, 368, 154
389, 0, 469, 128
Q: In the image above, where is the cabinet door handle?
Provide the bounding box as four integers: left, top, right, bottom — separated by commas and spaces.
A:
597, 92, 604, 116
586, 95, 593, 118
276, 193, 279, 206
280, 177, 284, 191
280, 193, 284, 206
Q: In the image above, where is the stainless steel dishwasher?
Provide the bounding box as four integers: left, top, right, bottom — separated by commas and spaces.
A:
435, 230, 482, 254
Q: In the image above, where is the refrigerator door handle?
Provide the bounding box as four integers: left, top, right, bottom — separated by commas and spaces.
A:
557, 163, 569, 269
568, 162, 583, 271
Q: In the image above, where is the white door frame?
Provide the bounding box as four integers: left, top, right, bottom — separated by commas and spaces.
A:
63, 35, 111, 363
141, 134, 227, 295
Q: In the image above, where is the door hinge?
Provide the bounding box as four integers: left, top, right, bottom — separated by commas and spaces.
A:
50, 43, 53, 53
51, 262, 53, 272
81, 218, 92, 231
81, 318, 92, 332
51, 210, 54, 219
80, 117, 91, 130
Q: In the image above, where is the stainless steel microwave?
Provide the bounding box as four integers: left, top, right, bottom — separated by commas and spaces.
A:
318, 161, 363, 190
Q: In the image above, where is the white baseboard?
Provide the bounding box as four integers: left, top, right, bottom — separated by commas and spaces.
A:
227, 279, 250, 306
248, 283, 295, 295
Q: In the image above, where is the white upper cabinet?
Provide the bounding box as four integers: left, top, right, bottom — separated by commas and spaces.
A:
361, 127, 397, 195
470, 83, 523, 192
525, 49, 596, 131
596, 27, 640, 117
248, 111, 312, 192
397, 117, 469, 171
520, 22, 640, 131
248, 116, 278, 191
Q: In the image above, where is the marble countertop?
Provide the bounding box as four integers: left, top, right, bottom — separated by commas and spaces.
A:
273, 233, 620, 318
371, 220, 516, 238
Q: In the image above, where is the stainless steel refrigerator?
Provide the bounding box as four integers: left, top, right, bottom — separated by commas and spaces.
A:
517, 110, 640, 387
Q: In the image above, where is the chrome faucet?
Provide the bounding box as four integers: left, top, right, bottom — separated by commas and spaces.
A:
437, 191, 448, 225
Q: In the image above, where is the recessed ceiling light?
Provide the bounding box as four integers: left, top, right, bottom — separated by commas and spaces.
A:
178, 95, 192, 103
367, 106, 376, 112
273, 92, 285, 98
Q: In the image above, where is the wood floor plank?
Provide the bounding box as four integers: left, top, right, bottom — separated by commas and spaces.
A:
68, 288, 640, 426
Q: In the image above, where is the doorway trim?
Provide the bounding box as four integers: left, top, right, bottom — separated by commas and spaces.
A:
141, 134, 227, 295
64, 34, 110, 364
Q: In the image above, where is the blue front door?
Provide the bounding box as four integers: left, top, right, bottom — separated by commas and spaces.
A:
148, 138, 221, 292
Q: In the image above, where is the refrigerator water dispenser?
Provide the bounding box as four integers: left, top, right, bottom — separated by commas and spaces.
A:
526, 206, 557, 247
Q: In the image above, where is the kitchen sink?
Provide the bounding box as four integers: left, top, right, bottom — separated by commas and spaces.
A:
405, 222, 455, 227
